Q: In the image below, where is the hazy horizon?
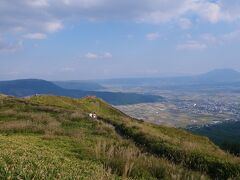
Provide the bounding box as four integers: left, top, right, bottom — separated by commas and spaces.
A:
0, 68, 239, 81
1, 1, 240, 80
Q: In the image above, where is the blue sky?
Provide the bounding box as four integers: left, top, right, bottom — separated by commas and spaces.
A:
1, 0, 240, 80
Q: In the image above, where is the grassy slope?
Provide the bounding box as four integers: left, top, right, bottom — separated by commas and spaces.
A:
0, 95, 239, 179
0, 135, 112, 179
189, 121, 240, 157
76, 97, 240, 179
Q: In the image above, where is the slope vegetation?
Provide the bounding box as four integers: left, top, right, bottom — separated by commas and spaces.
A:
0, 95, 239, 179
190, 121, 240, 156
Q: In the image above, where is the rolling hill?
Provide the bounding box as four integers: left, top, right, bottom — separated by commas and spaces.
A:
0, 95, 239, 179
0, 79, 163, 105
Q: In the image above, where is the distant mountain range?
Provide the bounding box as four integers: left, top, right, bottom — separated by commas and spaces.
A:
93, 69, 240, 92
94, 69, 240, 85
0, 79, 163, 105
51, 69, 240, 91
197, 69, 240, 83
0, 69, 239, 104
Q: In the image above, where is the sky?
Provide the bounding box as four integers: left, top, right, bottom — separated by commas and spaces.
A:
1, 0, 240, 80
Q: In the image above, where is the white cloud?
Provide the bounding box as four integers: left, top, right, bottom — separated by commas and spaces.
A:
177, 40, 206, 50
103, 52, 113, 58
190, 1, 224, 23
23, 33, 47, 40
146, 33, 160, 41
1, 0, 240, 52
84, 52, 113, 59
204, 30, 240, 45
1, 0, 240, 36
0, 40, 22, 53
44, 21, 63, 33
85, 52, 99, 59
217, 0, 240, 21
26, 0, 49, 7
222, 30, 240, 41
178, 18, 192, 29
177, 29, 240, 50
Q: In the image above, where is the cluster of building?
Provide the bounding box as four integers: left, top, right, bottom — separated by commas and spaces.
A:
175, 99, 240, 115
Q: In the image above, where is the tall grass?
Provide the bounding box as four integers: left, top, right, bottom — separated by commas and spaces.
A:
99, 117, 240, 179
0, 135, 115, 180
0, 110, 64, 135
95, 140, 208, 179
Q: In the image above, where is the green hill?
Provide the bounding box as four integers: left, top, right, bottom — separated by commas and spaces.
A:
0, 79, 163, 105
0, 95, 239, 179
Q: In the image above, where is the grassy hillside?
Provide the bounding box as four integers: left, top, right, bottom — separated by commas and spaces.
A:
189, 121, 240, 156
0, 95, 239, 179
